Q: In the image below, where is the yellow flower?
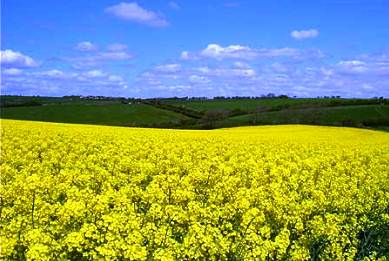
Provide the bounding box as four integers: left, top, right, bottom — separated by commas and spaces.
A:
1, 120, 388, 260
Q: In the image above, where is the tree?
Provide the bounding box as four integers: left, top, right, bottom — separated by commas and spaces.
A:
202, 109, 228, 128
253, 106, 268, 124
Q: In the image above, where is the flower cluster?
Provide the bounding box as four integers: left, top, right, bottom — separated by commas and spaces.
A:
1, 120, 388, 260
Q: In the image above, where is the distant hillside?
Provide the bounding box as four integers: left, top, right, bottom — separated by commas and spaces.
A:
1, 95, 388, 130
165, 97, 388, 113
219, 105, 389, 130
0, 102, 190, 127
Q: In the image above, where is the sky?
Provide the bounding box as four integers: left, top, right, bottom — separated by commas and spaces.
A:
1, 0, 389, 98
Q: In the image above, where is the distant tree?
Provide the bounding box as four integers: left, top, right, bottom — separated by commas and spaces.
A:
253, 106, 268, 124
229, 108, 247, 117
202, 109, 228, 128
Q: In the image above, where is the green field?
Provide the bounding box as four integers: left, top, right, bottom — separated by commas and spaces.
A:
1, 96, 388, 130
220, 105, 389, 129
165, 98, 385, 112
0, 103, 189, 127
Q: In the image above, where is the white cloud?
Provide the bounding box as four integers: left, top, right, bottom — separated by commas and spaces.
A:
362, 83, 374, 90
336, 59, 389, 76
201, 67, 256, 77
0, 49, 39, 68
133, 49, 389, 98
258, 47, 300, 57
42, 69, 65, 77
2, 68, 23, 75
200, 44, 258, 60
187, 44, 324, 60
234, 61, 251, 68
196, 66, 211, 74
33, 69, 74, 79
358, 51, 389, 63
167, 84, 191, 90
68, 51, 133, 68
180, 51, 191, 60
99, 52, 133, 60
105, 2, 169, 27
2, 68, 128, 96
82, 70, 108, 78
270, 63, 290, 73
155, 63, 181, 72
75, 41, 98, 52
3, 43, 388, 98
108, 75, 125, 82
337, 60, 368, 74
291, 29, 319, 40
258, 48, 324, 59
107, 43, 128, 51
189, 75, 211, 84
168, 1, 180, 10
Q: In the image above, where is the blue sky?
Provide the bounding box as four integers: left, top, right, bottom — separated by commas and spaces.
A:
1, 0, 389, 98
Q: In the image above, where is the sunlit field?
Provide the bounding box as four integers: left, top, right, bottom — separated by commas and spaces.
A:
1, 120, 388, 260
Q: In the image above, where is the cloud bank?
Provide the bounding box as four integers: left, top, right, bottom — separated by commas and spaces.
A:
181, 44, 325, 61
2, 45, 388, 98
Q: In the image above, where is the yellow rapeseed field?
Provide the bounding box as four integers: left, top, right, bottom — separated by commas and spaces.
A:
1, 119, 388, 260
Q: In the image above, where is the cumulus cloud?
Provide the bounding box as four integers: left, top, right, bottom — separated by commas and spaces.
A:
189, 75, 211, 84
107, 43, 128, 52
0, 49, 39, 68
132, 49, 389, 98
108, 75, 125, 82
234, 61, 251, 68
82, 70, 108, 78
99, 51, 133, 60
2, 68, 128, 96
3, 43, 388, 98
180, 51, 192, 60
155, 63, 181, 73
336, 59, 389, 76
336, 60, 368, 74
184, 44, 325, 61
200, 44, 258, 60
105, 2, 169, 27
32, 69, 75, 79
358, 51, 389, 63
196, 66, 256, 77
291, 29, 319, 40
134, 60, 261, 97
67, 51, 133, 68
257, 47, 300, 57
2, 68, 23, 75
75, 41, 98, 51
269, 62, 290, 73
